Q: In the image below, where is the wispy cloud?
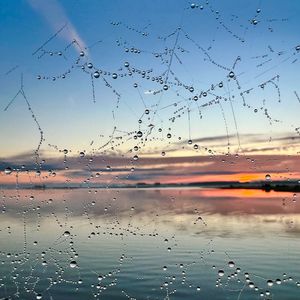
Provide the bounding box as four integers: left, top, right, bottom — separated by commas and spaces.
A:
27, 0, 87, 54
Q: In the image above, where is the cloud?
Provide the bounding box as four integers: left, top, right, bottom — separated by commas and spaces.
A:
179, 134, 235, 145
27, 0, 87, 54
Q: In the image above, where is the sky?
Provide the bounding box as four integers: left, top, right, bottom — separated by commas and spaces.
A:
0, 0, 300, 186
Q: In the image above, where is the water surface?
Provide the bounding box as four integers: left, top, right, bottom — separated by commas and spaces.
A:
0, 188, 299, 299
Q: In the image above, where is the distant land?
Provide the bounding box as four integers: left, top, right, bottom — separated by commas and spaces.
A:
1, 180, 300, 192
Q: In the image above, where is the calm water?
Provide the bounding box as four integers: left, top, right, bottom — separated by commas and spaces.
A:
0, 188, 299, 299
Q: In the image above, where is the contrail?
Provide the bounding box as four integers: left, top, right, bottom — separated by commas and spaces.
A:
27, 0, 88, 55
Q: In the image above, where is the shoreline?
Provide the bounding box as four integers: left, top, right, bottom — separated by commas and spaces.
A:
1, 180, 300, 192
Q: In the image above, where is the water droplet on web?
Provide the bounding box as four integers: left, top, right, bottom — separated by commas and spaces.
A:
64, 230, 70, 237
218, 270, 224, 277
228, 261, 235, 268
112, 73, 118, 79
93, 71, 100, 78
69, 261, 77, 268
265, 174, 271, 181
79, 151, 85, 157
4, 167, 12, 175
267, 280, 274, 286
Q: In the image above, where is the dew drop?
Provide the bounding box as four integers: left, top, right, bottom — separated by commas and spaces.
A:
69, 261, 77, 268
64, 231, 70, 237
4, 167, 12, 175
265, 174, 271, 181
267, 280, 273, 287
93, 71, 100, 78
229, 71, 235, 78
228, 261, 235, 268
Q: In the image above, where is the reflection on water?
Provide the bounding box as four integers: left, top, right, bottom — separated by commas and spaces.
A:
0, 188, 299, 299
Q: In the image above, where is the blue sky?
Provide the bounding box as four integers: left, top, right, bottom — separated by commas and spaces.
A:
1, 0, 300, 159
